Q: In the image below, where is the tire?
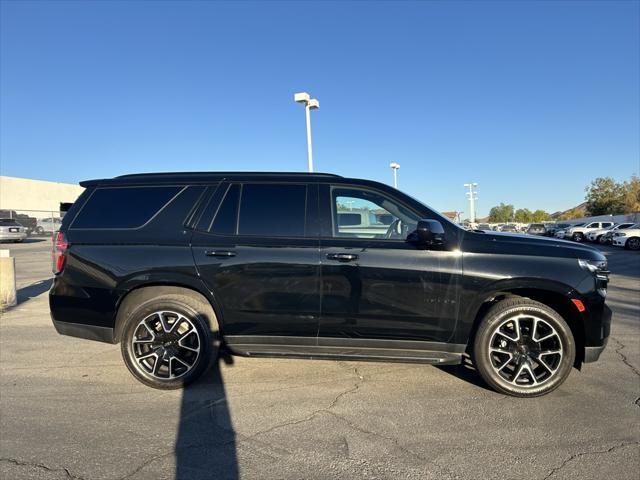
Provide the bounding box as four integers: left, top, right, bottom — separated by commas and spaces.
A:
472, 297, 575, 397
120, 293, 217, 389
598, 235, 608, 245
35, 226, 44, 235
626, 237, 640, 251
572, 232, 584, 242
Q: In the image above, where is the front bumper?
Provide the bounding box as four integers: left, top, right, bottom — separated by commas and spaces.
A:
612, 237, 626, 246
582, 302, 612, 363
585, 340, 608, 363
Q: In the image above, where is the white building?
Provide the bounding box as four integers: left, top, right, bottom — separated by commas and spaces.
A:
0, 176, 84, 217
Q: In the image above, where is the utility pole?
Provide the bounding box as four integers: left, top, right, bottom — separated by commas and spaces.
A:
464, 183, 478, 223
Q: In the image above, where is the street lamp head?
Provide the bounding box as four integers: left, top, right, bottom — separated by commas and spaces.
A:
307, 98, 320, 109
294, 92, 311, 103
390, 162, 400, 169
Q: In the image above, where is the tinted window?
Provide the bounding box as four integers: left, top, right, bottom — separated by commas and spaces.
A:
211, 184, 240, 234
0, 219, 21, 226
72, 186, 182, 229
238, 184, 306, 236
338, 213, 362, 226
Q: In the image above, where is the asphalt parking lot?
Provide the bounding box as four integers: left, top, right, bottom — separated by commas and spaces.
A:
1, 238, 638, 480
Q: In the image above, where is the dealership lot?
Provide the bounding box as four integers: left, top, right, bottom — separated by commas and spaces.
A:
1, 239, 638, 480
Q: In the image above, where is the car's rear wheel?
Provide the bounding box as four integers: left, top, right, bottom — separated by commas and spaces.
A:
626, 237, 640, 251
120, 294, 217, 389
472, 297, 575, 397
598, 235, 608, 244
35, 226, 44, 235
572, 232, 584, 242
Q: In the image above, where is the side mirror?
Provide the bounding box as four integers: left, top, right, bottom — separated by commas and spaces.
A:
413, 219, 446, 246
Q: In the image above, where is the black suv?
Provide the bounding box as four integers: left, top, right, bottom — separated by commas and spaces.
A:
50, 172, 611, 397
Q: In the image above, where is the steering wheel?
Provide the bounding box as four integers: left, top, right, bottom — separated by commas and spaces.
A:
384, 218, 402, 239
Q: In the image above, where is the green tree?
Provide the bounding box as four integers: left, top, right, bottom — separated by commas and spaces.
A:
622, 175, 640, 213
514, 208, 533, 223
585, 177, 625, 216
488, 203, 515, 223
531, 209, 551, 222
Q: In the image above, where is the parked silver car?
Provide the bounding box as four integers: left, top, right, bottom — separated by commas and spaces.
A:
0, 218, 27, 243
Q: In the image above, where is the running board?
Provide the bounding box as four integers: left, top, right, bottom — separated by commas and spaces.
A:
225, 337, 464, 365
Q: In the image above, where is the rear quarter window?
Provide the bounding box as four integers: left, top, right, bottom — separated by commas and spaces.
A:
71, 186, 183, 229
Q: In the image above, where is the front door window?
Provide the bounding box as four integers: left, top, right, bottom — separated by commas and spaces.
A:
331, 187, 419, 240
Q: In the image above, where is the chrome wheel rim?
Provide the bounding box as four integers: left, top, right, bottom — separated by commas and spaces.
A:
629, 238, 640, 250
489, 314, 563, 387
131, 311, 201, 380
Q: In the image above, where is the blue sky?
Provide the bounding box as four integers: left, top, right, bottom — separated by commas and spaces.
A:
1, 1, 638, 217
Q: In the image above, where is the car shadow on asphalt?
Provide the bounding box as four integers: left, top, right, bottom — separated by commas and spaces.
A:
16, 278, 52, 304
175, 345, 239, 480
436, 354, 495, 393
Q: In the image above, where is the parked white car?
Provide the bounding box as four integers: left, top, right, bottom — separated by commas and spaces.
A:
586, 223, 635, 243
612, 225, 640, 250
565, 221, 614, 242
35, 217, 62, 235
554, 223, 584, 239
0, 218, 27, 243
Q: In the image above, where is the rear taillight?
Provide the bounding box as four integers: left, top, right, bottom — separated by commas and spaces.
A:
53, 231, 69, 274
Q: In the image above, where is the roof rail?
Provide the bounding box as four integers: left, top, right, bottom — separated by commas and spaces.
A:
115, 171, 342, 179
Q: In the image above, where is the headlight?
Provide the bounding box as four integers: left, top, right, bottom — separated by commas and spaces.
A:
615, 232, 626, 237
578, 258, 609, 297
578, 258, 607, 273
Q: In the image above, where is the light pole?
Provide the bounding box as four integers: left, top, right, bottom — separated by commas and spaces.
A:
390, 162, 400, 188
294, 92, 320, 172
464, 183, 478, 223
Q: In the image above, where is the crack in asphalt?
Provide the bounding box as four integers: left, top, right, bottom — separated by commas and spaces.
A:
611, 337, 640, 377
241, 367, 456, 478
541, 442, 640, 480
117, 450, 175, 480
245, 367, 364, 440
0, 457, 86, 480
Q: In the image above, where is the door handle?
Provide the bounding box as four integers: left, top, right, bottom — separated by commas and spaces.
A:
326, 253, 358, 262
204, 250, 237, 257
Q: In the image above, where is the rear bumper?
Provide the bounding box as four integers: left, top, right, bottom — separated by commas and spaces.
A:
49, 276, 120, 344
52, 317, 115, 343
0, 232, 27, 241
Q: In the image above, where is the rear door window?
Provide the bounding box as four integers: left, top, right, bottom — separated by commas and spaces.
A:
237, 184, 307, 237
71, 186, 182, 229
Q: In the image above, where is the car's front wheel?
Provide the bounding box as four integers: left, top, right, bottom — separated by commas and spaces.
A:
472, 297, 575, 397
572, 232, 584, 242
120, 294, 217, 389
